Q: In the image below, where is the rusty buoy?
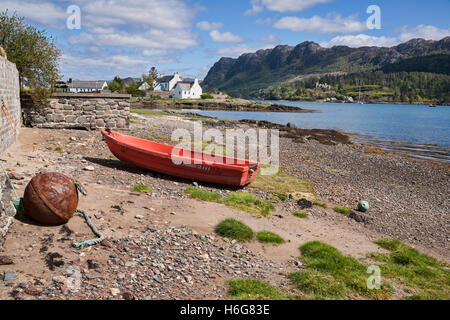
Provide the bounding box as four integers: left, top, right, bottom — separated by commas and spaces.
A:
23, 172, 79, 225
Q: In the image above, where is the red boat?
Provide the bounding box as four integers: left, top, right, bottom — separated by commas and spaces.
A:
101, 129, 261, 186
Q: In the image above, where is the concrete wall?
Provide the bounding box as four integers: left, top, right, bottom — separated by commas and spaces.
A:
0, 55, 20, 248
22, 92, 131, 130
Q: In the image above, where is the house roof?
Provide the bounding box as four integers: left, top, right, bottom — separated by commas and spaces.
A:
67, 81, 106, 89
176, 82, 194, 90
157, 75, 175, 83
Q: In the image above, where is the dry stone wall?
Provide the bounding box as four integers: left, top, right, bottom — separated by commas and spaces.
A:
22, 93, 131, 130
0, 55, 20, 248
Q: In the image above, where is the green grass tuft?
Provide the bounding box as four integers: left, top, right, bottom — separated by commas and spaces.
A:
373, 238, 450, 300
256, 231, 285, 244
228, 279, 286, 300
289, 270, 347, 299
293, 211, 308, 219
215, 219, 254, 242
185, 187, 222, 202
223, 192, 274, 217
291, 241, 392, 300
131, 184, 153, 193
333, 206, 353, 216
313, 200, 327, 208
185, 188, 275, 217
54, 147, 62, 152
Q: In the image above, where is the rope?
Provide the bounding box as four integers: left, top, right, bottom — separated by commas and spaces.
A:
72, 209, 105, 248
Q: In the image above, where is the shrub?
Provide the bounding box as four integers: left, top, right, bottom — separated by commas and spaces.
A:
132, 184, 153, 193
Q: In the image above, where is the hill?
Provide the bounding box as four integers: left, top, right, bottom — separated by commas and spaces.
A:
202, 37, 450, 100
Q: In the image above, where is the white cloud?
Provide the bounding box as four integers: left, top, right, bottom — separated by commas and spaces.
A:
320, 25, 450, 48
142, 48, 168, 57
209, 30, 244, 43
246, 0, 332, 14
320, 34, 399, 48
0, 0, 66, 27
196, 21, 223, 31
398, 24, 450, 42
274, 15, 366, 34
260, 34, 280, 44
217, 44, 273, 57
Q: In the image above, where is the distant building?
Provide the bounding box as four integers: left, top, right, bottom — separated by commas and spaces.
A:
173, 79, 202, 99
67, 79, 108, 93
138, 82, 151, 91
315, 81, 331, 90
153, 72, 181, 92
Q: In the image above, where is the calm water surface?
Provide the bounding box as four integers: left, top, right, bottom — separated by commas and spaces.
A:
181, 101, 450, 163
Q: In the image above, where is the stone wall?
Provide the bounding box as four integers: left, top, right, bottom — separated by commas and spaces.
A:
0, 175, 15, 248
22, 92, 131, 130
0, 55, 20, 248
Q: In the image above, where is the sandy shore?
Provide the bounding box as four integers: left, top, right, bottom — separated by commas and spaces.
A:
0, 112, 448, 300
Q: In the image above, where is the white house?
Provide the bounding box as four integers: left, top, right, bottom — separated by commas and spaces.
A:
153, 72, 181, 92
173, 79, 202, 99
138, 81, 151, 91
67, 80, 108, 93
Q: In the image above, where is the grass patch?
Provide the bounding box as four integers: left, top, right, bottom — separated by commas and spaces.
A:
289, 270, 346, 300
293, 211, 308, 219
313, 200, 327, 208
131, 109, 171, 117
333, 206, 353, 216
373, 238, 450, 300
131, 184, 153, 193
185, 188, 274, 217
228, 279, 286, 300
256, 231, 285, 244
185, 187, 222, 202
223, 192, 274, 217
290, 241, 392, 300
215, 219, 254, 242
249, 168, 314, 201
272, 192, 288, 202
54, 147, 62, 152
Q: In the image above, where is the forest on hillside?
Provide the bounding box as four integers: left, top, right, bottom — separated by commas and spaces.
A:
256, 71, 450, 104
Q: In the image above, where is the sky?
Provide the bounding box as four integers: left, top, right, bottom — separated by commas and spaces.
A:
1, 0, 449, 81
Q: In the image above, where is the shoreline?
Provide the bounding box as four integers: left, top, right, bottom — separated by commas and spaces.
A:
160, 109, 450, 167
131, 98, 316, 113
254, 98, 450, 107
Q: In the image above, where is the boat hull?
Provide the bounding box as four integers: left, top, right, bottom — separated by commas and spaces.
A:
101, 130, 261, 186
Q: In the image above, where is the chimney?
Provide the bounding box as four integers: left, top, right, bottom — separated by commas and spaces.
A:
68, 78, 73, 83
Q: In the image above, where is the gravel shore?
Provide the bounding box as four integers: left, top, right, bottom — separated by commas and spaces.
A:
0, 111, 448, 300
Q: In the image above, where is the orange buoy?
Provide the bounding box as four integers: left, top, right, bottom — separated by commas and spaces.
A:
23, 172, 79, 225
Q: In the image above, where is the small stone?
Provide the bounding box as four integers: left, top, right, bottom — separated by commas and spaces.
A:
170, 211, 176, 215
101, 239, 113, 248
85, 271, 100, 280
0, 256, 14, 265
8, 172, 24, 180
2, 271, 17, 281
52, 276, 66, 284
135, 215, 144, 219
70, 137, 77, 141
110, 288, 120, 296
84, 166, 95, 171
24, 287, 43, 296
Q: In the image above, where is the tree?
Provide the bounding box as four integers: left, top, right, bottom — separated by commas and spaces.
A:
125, 80, 142, 97
141, 66, 158, 91
108, 76, 124, 92
0, 10, 61, 88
